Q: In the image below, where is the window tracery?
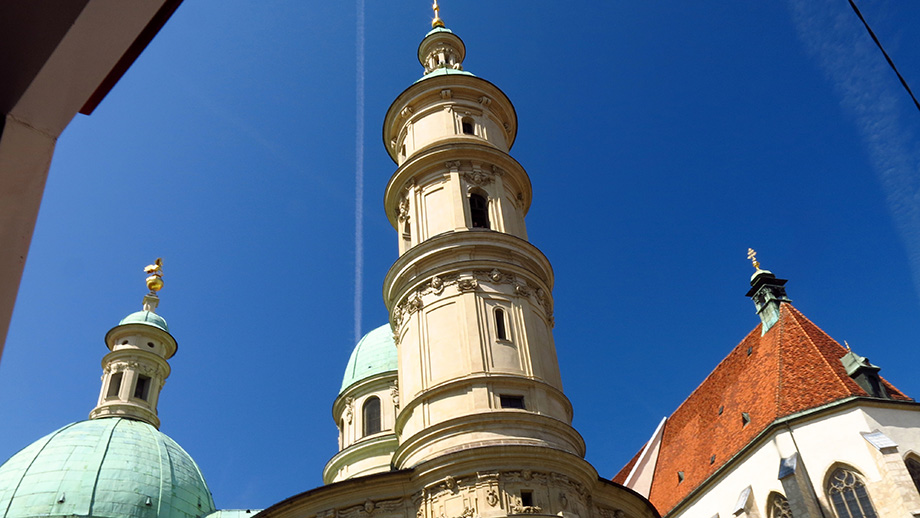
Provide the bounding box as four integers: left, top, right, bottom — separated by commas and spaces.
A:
826, 468, 877, 518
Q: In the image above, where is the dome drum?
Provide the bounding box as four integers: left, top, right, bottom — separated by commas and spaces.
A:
105, 318, 178, 360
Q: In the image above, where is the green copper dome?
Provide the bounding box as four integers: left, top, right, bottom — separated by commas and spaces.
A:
0, 418, 215, 518
340, 324, 397, 394
119, 310, 169, 332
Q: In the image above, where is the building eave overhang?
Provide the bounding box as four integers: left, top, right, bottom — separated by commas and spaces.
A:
661, 396, 920, 516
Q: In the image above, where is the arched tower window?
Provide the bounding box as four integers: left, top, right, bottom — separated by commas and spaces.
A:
906, 456, 920, 494
469, 193, 490, 229
362, 396, 381, 437
769, 493, 794, 518
495, 308, 508, 341
826, 467, 878, 518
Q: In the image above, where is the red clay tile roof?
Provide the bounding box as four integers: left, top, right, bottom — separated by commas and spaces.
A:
627, 303, 910, 515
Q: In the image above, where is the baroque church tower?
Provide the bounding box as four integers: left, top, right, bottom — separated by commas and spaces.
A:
259, 9, 658, 518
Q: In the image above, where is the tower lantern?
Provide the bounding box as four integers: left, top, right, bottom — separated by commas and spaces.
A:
89, 258, 177, 428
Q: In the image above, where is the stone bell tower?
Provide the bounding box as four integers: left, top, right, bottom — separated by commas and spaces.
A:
381, 15, 583, 472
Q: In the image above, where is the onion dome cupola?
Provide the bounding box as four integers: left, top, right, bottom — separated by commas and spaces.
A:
324, 324, 399, 484
0, 259, 217, 518
89, 258, 177, 428
381, 10, 581, 472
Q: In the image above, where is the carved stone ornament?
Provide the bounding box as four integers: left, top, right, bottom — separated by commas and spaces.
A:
398, 197, 410, 222
445, 160, 462, 171
514, 284, 532, 297
444, 475, 457, 491
503, 122, 511, 132
400, 106, 414, 118
486, 490, 498, 507
489, 269, 503, 283
560, 493, 568, 510
392, 331, 401, 346
407, 294, 423, 313
457, 278, 478, 292
479, 96, 492, 107
345, 396, 355, 424
462, 170, 493, 186
363, 500, 375, 514
440, 89, 452, 99
390, 138, 398, 150
390, 380, 399, 410
430, 276, 444, 295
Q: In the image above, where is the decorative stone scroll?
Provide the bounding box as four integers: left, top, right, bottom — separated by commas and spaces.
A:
334, 498, 404, 518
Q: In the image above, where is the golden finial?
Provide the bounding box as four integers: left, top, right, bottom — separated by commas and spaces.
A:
432, 0, 445, 28
844, 340, 851, 351
144, 258, 164, 293
747, 248, 760, 270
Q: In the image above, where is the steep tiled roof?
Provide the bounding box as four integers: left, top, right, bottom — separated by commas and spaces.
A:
626, 303, 910, 515
613, 448, 643, 485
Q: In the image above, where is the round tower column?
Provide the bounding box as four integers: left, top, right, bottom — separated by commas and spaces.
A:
382, 24, 583, 470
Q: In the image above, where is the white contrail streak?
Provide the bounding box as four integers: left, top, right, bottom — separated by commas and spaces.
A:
354, 0, 366, 344
789, 0, 920, 305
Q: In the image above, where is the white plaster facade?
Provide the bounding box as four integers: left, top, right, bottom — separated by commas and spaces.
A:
632, 400, 920, 518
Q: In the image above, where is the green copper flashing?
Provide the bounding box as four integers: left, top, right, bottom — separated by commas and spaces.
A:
425, 26, 453, 37
414, 67, 476, 84
340, 324, 397, 394
0, 418, 215, 518
118, 310, 169, 332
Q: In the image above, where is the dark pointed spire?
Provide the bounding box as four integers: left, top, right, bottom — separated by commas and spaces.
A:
744, 249, 791, 334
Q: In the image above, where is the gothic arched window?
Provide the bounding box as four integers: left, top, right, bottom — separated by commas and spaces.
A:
827, 468, 878, 518
470, 193, 490, 229
906, 456, 920, 495
769, 493, 793, 518
362, 396, 381, 437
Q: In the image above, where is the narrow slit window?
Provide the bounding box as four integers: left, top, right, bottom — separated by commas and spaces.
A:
363, 396, 381, 436
469, 194, 490, 229
495, 308, 508, 340
461, 118, 474, 135
134, 375, 151, 401
106, 372, 123, 398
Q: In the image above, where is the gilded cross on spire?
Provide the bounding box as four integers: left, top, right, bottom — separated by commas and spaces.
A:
432, 0, 445, 28
747, 248, 760, 270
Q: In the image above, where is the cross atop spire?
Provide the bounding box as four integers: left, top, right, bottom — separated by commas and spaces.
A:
747, 248, 760, 270
432, 0, 445, 28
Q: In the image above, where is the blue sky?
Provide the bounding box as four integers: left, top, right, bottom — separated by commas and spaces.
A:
2, 1, 919, 511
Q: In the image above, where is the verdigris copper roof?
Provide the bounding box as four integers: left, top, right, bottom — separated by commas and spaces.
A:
340, 323, 397, 394
118, 310, 169, 332
0, 418, 215, 518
